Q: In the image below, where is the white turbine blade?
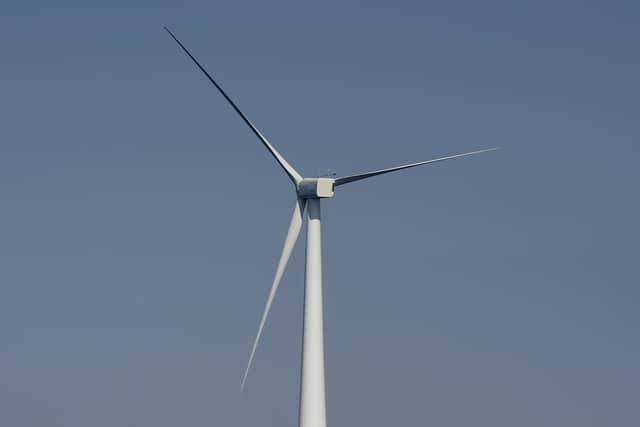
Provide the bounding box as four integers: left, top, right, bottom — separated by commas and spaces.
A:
333, 147, 498, 187
241, 198, 307, 391
164, 27, 303, 184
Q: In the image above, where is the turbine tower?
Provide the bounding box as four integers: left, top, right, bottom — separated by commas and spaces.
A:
165, 27, 497, 427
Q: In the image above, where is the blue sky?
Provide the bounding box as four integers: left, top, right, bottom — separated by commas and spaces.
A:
1, 1, 639, 426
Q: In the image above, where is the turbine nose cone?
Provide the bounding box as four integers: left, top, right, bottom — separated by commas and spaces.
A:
297, 178, 335, 199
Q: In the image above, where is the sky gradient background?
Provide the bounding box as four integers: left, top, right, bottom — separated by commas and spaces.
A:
1, 1, 639, 426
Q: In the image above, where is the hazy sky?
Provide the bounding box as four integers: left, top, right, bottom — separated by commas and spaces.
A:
1, 1, 639, 426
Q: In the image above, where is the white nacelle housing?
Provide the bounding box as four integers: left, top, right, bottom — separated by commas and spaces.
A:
297, 178, 335, 199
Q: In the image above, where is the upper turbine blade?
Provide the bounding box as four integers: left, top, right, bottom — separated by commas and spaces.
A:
241, 198, 307, 391
164, 27, 302, 184
334, 147, 498, 187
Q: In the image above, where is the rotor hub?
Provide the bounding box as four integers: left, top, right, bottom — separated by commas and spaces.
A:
297, 178, 335, 199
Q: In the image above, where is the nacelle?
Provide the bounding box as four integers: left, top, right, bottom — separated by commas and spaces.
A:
297, 178, 335, 199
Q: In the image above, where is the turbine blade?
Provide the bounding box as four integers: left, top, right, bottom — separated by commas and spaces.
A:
334, 147, 498, 187
241, 198, 307, 391
164, 27, 302, 184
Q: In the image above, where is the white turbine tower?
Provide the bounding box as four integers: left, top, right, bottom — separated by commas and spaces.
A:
165, 27, 497, 427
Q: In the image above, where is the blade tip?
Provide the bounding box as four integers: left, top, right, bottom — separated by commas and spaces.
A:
163, 26, 176, 38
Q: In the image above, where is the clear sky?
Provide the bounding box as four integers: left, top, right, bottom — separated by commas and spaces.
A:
1, 1, 639, 426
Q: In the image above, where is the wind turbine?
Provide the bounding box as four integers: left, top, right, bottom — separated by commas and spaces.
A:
165, 27, 497, 427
